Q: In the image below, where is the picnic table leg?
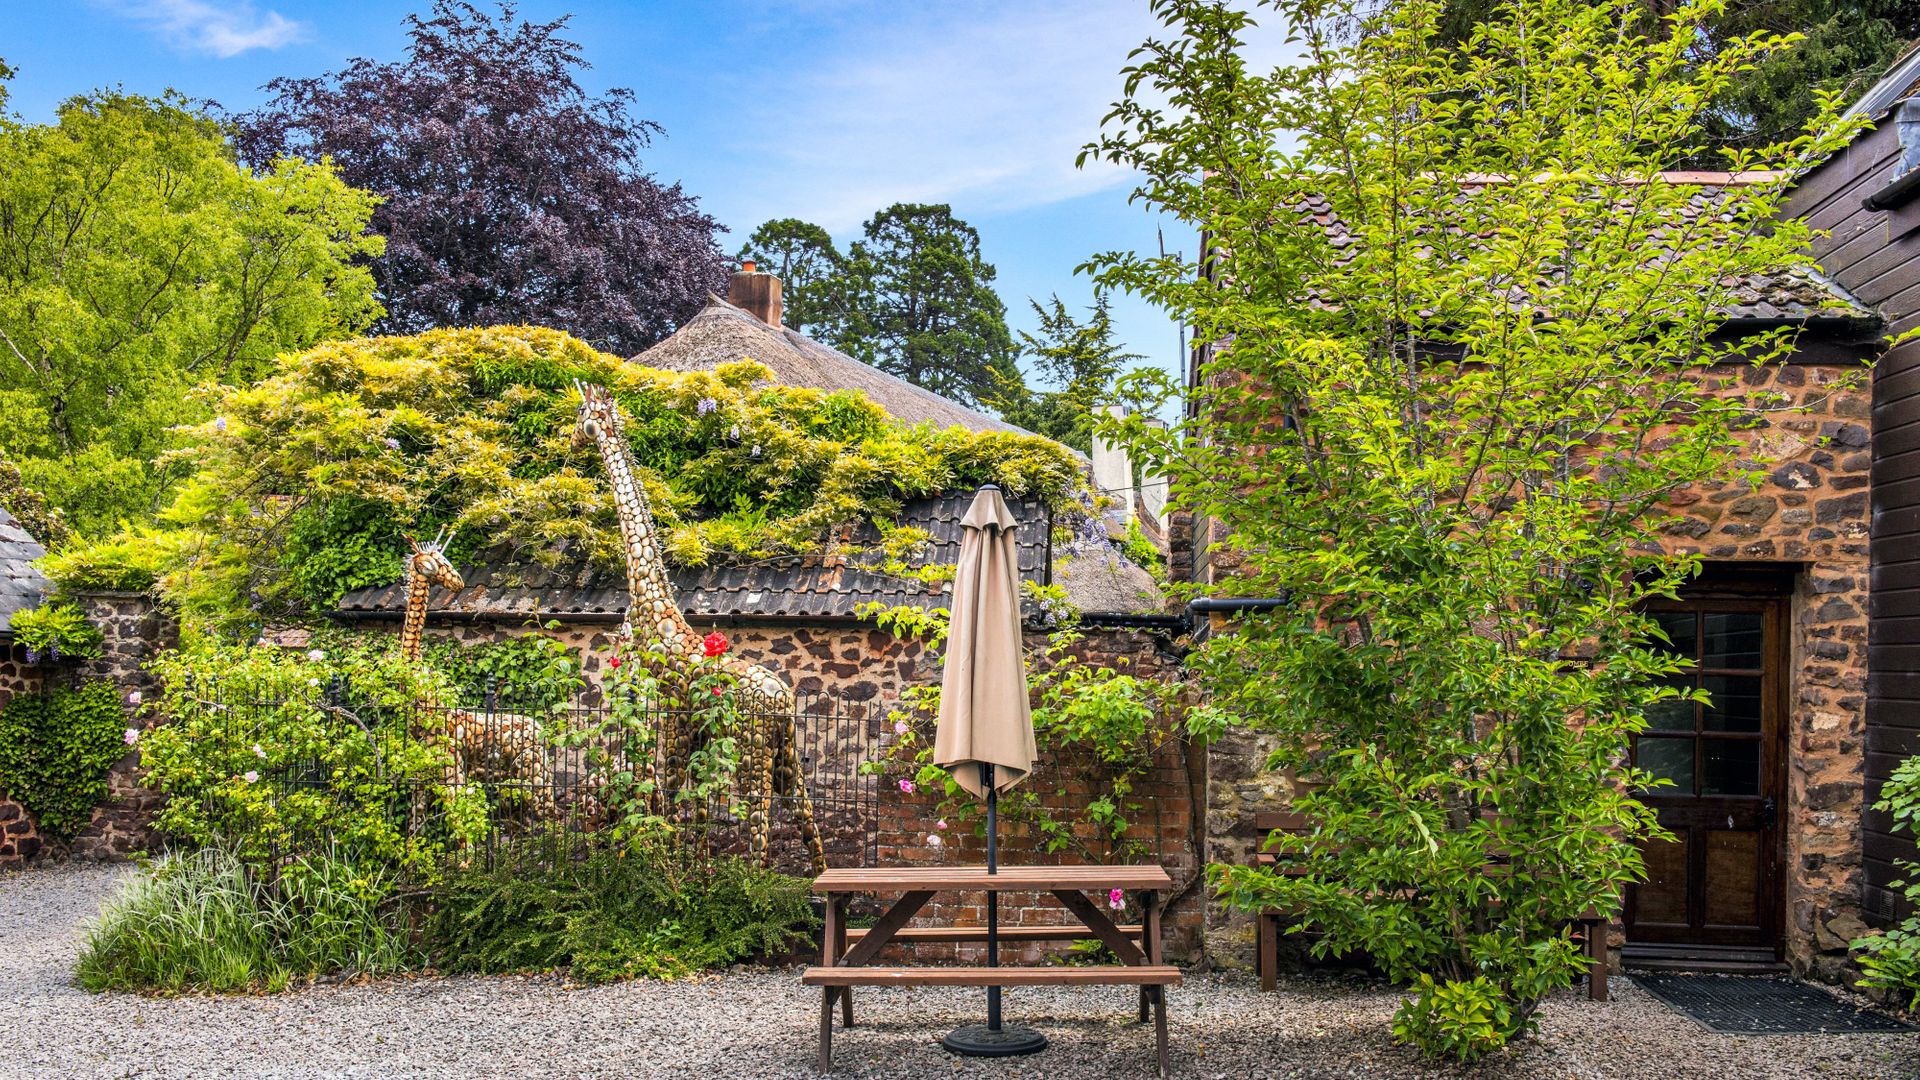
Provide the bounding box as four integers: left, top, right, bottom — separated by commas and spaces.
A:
834, 896, 853, 1026
818, 987, 835, 1071
1153, 985, 1169, 1077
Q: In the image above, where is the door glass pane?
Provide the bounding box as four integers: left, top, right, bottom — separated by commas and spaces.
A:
1704, 831, 1762, 928
1645, 680, 1697, 733
1702, 675, 1764, 733
1638, 736, 1696, 794
1652, 612, 1696, 657
1638, 835, 1690, 924
1702, 612, 1764, 669
1702, 738, 1761, 796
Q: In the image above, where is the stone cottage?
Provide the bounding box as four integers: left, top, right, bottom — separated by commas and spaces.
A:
1181, 172, 1887, 981
1789, 46, 1920, 948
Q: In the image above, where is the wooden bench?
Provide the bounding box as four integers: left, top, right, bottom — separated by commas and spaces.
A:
1251, 811, 1609, 1001
803, 965, 1180, 1073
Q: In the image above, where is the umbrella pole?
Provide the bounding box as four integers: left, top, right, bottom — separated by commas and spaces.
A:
986, 763, 1000, 1030
940, 762, 1045, 1058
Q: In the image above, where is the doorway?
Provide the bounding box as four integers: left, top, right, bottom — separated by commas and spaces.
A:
1625, 585, 1789, 960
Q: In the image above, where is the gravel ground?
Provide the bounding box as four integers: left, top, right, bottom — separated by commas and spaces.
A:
4, 862, 1918, 1079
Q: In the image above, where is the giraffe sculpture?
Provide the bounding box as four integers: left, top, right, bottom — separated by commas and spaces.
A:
399, 531, 558, 820
572, 382, 827, 874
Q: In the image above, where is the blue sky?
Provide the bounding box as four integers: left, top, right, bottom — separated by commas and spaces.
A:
0, 0, 1295, 393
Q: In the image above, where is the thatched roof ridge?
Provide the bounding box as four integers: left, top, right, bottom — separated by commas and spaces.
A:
633, 295, 1035, 437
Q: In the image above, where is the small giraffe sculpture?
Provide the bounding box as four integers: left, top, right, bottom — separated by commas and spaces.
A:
400, 531, 557, 819
573, 382, 826, 874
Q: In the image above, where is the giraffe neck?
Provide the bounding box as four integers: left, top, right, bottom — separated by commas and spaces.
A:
593, 426, 700, 654
401, 563, 430, 663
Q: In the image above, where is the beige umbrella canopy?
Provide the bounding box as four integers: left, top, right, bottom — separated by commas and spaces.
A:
933, 485, 1039, 799
929, 485, 1047, 1058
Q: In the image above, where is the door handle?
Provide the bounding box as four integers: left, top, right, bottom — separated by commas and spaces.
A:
1758, 796, 1777, 829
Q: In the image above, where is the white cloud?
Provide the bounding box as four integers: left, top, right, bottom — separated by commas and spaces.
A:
716, 1, 1299, 233
100, 0, 308, 58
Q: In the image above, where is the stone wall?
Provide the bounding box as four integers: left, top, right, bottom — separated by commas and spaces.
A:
1653, 360, 1873, 980
64, 591, 177, 861
1178, 357, 1877, 980
389, 615, 1205, 959
0, 642, 50, 867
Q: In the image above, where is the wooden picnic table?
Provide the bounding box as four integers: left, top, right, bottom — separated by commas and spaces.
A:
803, 865, 1181, 1074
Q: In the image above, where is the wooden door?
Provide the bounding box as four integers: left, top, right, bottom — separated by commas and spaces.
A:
1625, 598, 1786, 953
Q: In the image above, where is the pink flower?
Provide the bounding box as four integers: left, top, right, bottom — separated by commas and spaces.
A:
243, 771, 259, 784
898, 778, 915, 794
928, 834, 942, 847
126, 690, 142, 706
893, 720, 908, 736
1108, 888, 1124, 911
122, 728, 139, 746
253, 743, 266, 759
936, 819, 948, 830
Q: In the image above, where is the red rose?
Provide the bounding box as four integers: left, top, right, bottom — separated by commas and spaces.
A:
702, 632, 729, 658
711, 686, 724, 696
609, 656, 623, 670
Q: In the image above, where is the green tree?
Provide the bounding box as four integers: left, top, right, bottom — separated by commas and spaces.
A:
1085, 0, 1858, 1058
0, 86, 383, 537
1438, 0, 1920, 153
834, 203, 1022, 408
995, 294, 1145, 452
736, 218, 848, 338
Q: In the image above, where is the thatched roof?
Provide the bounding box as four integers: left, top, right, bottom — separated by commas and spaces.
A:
633, 296, 1034, 437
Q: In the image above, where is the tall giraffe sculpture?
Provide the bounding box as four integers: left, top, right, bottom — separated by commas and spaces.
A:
399, 531, 557, 819
573, 382, 827, 874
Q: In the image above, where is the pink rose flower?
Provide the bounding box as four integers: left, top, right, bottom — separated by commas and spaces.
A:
893, 720, 908, 736
243, 771, 259, 784
898, 778, 915, 794
122, 728, 139, 746
1108, 888, 1124, 911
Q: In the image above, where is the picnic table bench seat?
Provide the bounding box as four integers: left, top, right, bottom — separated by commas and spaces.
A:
810, 864, 1176, 1074
1250, 810, 1609, 1000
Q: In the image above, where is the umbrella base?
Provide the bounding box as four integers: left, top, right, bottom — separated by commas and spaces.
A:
941, 1024, 1048, 1057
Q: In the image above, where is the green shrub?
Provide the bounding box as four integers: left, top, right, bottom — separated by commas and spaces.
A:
1392, 975, 1513, 1062
8, 601, 103, 661
141, 641, 477, 874
1854, 754, 1920, 1011
76, 846, 410, 993
426, 838, 817, 982
0, 680, 127, 839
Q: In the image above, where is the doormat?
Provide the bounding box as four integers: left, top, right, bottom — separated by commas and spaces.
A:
1633, 972, 1915, 1035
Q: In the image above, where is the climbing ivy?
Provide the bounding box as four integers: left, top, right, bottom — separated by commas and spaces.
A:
0, 680, 128, 840
50, 325, 1085, 631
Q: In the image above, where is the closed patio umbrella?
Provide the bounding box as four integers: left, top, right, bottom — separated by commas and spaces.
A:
932, 484, 1045, 1058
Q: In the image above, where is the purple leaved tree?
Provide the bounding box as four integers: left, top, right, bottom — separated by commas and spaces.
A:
234, 2, 728, 354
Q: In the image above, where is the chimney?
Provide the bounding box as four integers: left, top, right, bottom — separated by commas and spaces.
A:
1092, 404, 1135, 537
728, 258, 783, 327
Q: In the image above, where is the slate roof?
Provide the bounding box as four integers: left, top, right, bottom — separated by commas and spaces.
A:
335, 492, 1055, 623
0, 509, 51, 637
633, 296, 1042, 437
1284, 176, 1875, 324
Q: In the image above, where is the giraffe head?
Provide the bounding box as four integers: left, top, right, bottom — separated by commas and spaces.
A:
572, 381, 622, 450
406, 528, 465, 591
